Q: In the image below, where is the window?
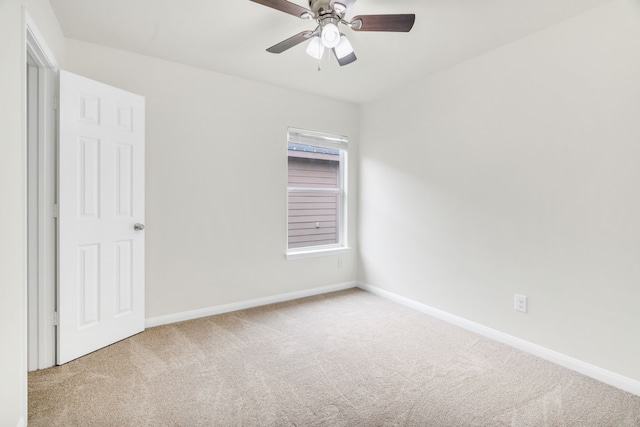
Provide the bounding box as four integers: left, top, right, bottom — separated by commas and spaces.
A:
287, 128, 348, 258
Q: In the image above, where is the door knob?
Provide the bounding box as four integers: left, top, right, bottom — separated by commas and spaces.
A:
134, 223, 145, 231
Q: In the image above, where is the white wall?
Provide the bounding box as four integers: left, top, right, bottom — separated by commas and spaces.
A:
359, 0, 640, 382
0, 1, 65, 425
64, 39, 359, 319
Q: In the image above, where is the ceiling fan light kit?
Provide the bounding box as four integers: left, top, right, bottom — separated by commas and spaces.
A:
306, 36, 325, 59
334, 35, 353, 59
333, 2, 347, 14
321, 22, 341, 48
251, 0, 415, 67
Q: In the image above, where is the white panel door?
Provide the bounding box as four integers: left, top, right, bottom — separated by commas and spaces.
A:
58, 70, 145, 364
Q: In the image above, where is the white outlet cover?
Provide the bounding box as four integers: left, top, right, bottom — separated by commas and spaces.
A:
514, 294, 528, 313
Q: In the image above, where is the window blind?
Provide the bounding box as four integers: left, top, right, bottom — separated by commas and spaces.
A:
288, 127, 348, 150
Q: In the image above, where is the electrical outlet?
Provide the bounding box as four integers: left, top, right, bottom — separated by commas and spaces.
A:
338, 257, 344, 268
514, 294, 527, 313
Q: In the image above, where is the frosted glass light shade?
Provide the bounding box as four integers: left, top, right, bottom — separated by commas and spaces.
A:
333, 2, 347, 14
306, 36, 325, 60
334, 35, 354, 59
321, 23, 341, 48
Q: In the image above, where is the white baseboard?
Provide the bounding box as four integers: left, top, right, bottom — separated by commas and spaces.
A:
358, 283, 640, 397
145, 281, 358, 328
17, 417, 26, 427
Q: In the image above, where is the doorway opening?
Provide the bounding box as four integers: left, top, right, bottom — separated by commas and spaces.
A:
26, 15, 58, 371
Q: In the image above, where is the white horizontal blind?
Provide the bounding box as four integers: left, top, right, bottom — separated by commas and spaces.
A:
288, 127, 348, 151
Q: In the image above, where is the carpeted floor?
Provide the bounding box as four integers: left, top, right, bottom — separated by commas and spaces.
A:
29, 288, 640, 426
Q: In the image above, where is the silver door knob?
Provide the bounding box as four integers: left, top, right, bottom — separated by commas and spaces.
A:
134, 223, 145, 231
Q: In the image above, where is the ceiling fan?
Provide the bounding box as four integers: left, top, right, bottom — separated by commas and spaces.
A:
249, 0, 416, 66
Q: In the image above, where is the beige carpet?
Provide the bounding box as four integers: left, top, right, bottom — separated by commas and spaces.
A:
29, 288, 640, 426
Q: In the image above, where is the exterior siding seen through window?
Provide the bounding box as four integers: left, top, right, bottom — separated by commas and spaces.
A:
287, 142, 342, 250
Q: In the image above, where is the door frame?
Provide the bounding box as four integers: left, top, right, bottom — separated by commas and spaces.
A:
24, 11, 58, 371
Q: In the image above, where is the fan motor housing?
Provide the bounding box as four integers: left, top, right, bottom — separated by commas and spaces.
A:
309, 0, 338, 17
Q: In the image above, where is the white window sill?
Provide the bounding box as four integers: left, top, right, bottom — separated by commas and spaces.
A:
285, 247, 351, 260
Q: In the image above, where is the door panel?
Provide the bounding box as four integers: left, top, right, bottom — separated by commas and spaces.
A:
58, 70, 145, 364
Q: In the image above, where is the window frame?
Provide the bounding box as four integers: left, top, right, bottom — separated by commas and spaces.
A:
286, 128, 349, 259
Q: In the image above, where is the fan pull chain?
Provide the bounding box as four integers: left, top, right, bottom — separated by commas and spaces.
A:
317, 47, 324, 72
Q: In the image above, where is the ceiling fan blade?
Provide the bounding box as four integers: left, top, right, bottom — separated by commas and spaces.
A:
333, 49, 357, 66
267, 31, 314, 54
249, 0, 315, 19
350, 14, 416, 32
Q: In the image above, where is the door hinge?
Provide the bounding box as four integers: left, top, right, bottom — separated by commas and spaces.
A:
53, 203, 58, 218
53, 96, 58, 110
53, 311, 59, 326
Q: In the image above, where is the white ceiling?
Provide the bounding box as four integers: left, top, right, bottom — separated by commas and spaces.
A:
49, 0, 612, 104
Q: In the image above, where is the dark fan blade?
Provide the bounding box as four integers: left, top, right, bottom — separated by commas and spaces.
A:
267, 31, 314, 54
350, 14, 416, 32
332, 48, 357, 66
249, 0, 314, 19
